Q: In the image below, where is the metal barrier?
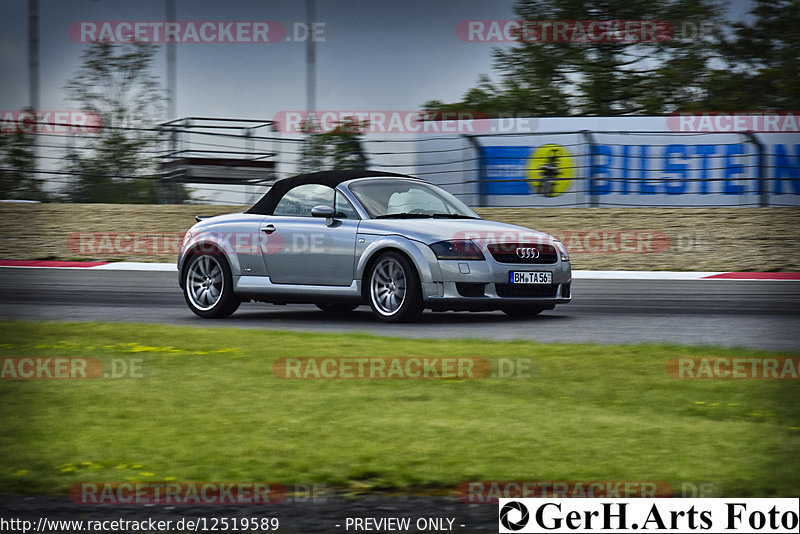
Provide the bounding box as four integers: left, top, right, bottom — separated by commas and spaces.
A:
2, 115, 798, 206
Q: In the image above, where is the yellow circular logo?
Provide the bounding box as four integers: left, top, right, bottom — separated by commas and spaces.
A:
526, 143, 574, 197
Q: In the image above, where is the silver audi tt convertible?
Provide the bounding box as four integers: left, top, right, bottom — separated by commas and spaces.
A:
178, 170, 571, 322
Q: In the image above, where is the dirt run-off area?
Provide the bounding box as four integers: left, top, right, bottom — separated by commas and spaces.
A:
0, 204, 798, 271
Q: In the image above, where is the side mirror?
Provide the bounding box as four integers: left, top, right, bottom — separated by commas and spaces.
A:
311, 205, 336, 218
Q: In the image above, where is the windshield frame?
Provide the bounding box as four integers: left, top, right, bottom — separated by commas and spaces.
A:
345, 178, 481, 220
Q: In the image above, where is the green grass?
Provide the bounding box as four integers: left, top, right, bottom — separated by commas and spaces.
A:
0, 321, 798, 497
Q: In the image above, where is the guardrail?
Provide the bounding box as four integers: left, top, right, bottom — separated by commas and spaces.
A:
2, 115, 797, 206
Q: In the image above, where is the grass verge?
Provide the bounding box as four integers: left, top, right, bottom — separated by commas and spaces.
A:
0, 321, 798, 497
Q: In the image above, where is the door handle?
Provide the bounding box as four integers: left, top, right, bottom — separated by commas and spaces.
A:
261, 224, 276, 234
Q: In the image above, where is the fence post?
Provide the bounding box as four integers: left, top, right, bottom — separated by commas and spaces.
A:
743, 131, 767, 207
463, 134, 486, 207
579, 130, 598, 207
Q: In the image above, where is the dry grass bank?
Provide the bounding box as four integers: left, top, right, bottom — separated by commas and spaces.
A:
1, 204, 798, 271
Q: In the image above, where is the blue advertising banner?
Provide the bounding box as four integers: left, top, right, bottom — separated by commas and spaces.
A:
479, 140, 799, 206
482, 146, 531, 195
415, 115, 799, 207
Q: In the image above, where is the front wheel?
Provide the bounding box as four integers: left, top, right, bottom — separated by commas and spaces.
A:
367, 252, 423, 323
183, 252, 240, 318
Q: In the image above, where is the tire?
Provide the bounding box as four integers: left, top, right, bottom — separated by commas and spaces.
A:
183, 252, 240, 318
501, 306, 544, 317
315, 303, 359, 313
367, 251, 423, 323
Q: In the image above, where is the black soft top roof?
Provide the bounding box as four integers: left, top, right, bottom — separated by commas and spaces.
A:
247, 169, 415, 215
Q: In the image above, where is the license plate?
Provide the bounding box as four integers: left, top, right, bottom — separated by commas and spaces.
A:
509, 271, 552, 284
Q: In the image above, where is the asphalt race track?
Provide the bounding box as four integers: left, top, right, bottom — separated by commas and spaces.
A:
2, 267, 799, 530
1, 267, 798, 353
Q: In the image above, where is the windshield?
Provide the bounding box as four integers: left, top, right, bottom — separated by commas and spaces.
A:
348, 179, 480, 219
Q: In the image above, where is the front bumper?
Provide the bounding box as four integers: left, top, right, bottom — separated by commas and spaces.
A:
422, 258, 572, 311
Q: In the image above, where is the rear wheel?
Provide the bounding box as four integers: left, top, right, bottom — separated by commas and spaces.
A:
184, 252, 240, 318
367, 252, 423, 323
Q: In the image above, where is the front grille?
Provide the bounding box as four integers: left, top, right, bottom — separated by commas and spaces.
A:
496, 283, 559, 298
488, 243, 558, 264
456, 283, 485, 297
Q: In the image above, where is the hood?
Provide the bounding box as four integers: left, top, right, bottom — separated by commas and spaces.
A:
356, 218, 556, 247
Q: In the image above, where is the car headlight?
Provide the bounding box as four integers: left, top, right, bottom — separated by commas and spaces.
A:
429, 240, 485, 261
554, 240, 570, 262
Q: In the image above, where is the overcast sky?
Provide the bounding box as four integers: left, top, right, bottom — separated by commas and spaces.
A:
0, 0, 524, 122
0, 0, 756, 124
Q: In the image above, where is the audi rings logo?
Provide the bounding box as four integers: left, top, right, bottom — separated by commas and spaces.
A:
500, 500, 530, 531
515, 247, 539, 259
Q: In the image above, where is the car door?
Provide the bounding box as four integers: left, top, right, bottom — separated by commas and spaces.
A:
262, 184, 359, 286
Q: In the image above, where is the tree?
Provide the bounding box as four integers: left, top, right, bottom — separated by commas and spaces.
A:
298, 117, 328, 173
703, 0, 800, 110
0, 111, 49, 201
299, 116, 369, 172
324, 118, 369, 170
64, 41, 166, 202
425, 0, 723, 116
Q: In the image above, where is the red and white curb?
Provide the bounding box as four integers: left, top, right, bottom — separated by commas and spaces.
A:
0, 260, 177, 271
573, 270, 800, 280
1, 260, 799, 280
